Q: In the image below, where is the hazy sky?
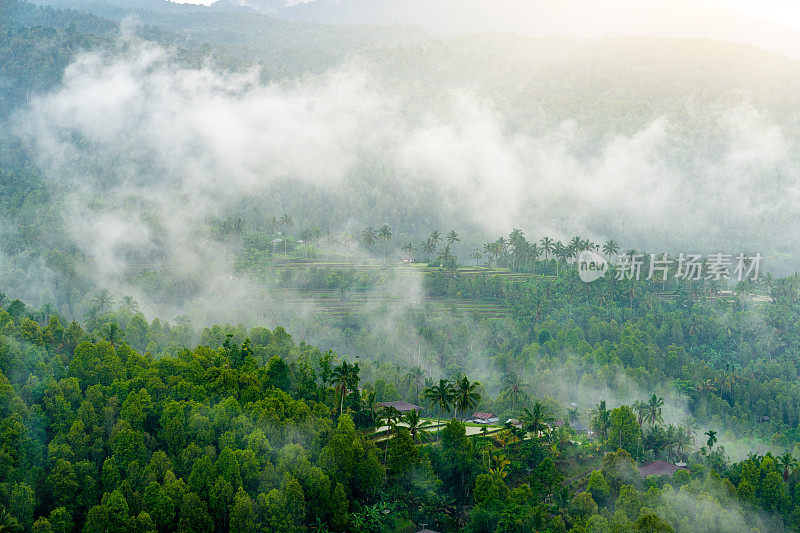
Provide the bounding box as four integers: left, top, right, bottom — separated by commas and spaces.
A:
171, 0, 800, 31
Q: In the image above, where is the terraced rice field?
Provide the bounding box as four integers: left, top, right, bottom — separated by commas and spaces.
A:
270, 289, 512, 320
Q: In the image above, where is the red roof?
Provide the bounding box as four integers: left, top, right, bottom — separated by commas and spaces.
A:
638, 460, 688, 477
470, 412, 497, 419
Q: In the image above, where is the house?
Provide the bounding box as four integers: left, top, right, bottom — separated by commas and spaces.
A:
506, 418, 523, 429
376, 401, 422, 413
469, 412, 499, 424
638, 460, 689, 477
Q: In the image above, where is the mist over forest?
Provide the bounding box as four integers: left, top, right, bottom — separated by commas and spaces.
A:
2, 0, 800, 531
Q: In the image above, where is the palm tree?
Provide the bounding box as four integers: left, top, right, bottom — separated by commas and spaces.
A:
540, 237, 554, 260
554, 241, 566, 275
528, 243, 540, 273
404, 409, 431, 443
121, 296, 139, 314
779, 452, 797, 482
501, 371, 528, 411
446, 230, 460, 247
645, 394, 665, 426
705, 430, 718, 450
521, 401, 555, 436
470, 249, 483, 267
90, 289, 114, 314
495, 237, 508, 266
378, 224, 392, 263
401, 242, 416, 262
603, 239, 620, 258
361, 227, 377, 250
591, 401, 611, 440
424, 379, 453, 435
101, 322, 123, 346
452, 375, 481, 419
429, 230, 442, 248
331, 360, 360, 415
569, 236, 582, 254
483, 242, 496, 267
675, 426, 693, 458
405, 367, 426, 399
280, 214, 294, 253
633, 400, 647, 428
437, 245, 457, 274
422, 238, 436, 260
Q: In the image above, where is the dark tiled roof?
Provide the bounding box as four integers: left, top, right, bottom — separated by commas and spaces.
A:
377, 401, 422, 412
638, 460, 688, 477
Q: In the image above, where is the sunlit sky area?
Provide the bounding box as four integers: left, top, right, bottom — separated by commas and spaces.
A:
170, 0, 800, 31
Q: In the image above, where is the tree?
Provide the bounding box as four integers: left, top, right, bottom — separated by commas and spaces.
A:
377, 224, 392, 263
705, 430, 717, 450
401, 242, 416, 262
778, 452, 797, 482
424, 379, 453, 435
591, 401, 611, 441
331, 360, 360, 415
501, 371, 528, 411
120, 296, 139, 314
633, 400, 646, 428
403, 409, 431, 443
603, 239, 620, 258
470, 249, 483, 267
429, 230, 442, 248
101, 322, 123, 346
540, 237, 554, 260
521, 401, 555, 436
446, 230, 460, 247
361, 227, 377, 250
452, 375, 481, 419
229, 487, 255, 533
421, 239, 436, 260
608, 406, 641, 455
644, 395, 664, 427
90, 289, 114, 314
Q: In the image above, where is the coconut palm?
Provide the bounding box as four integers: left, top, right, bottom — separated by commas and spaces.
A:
645, 394, 665, 426
331, 360, 360, 414
521, 401, 555, 436
540, 237, 554, 260
378, 224, 392, 263
591, 400, 611, 440
279, 214, 294, 253
101, 322, 123, 346
405, 367, 426, 399
501, 371, 528, 411
121, 296, 139, 314
429, 230, 442, 247
404, 409, 431, 443
422, 238, 437, 260
446, 230, 460, 247
470, 249, 483, 267
90, 289, 114, 314
401, 242, 416, 261
779, 452, 797, 482
424, 379, 453, 435
633, 400, 647, 428
452, 375, 481, 419
603, 239, 620, 258
705, 430, 717, 450
361, 227, 377, 249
